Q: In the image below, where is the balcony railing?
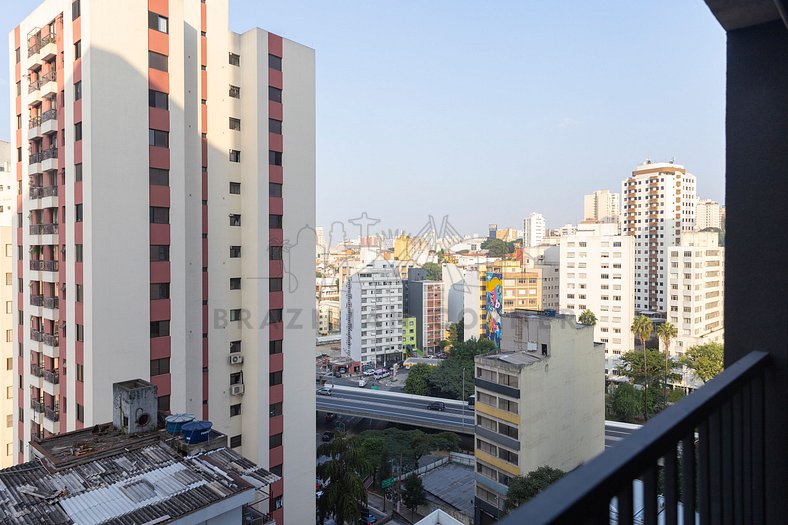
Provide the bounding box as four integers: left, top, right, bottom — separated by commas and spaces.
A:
29, 224, 59, 235
40, 70, 57, 84
32, 295, 59, 309
28, 79, 41, 93
29, 185, 58, 199
44, 297, 58, 309
30, 363, 43, 377
499, 351, 769, 525
29, 151, 43, 164
30, 260, 59, 271
41, 146, 58, 160
30, 294, 44, 306
29, 116, 42, 128
44, 404, 59, 422
41, 108, 57, 123
43, 369, 59, 385
30, 399, 44, 413
30, 329, 58, 347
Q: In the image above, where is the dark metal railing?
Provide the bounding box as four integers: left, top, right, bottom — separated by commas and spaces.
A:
30, 399, 44, 413
30, 363, 43, 377
29, 224, 59, 235
29, 116, 42, 128
44, 404, 60, 422
43, 369, 59, 385
29, 185, 58, 199
29, 151, 43, 164
43, 296, 58, 309
41, 146, 58, 160
41, 108, 57, 123
499, 351, 769, 525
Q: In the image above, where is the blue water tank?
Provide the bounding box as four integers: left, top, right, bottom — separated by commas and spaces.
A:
165, 413, 195, 434
544, 309, 557, 317
181, 420, 213, 444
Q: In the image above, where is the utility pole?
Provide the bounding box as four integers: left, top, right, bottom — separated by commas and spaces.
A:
396, 452, 403, 514
461, 367, 466, 427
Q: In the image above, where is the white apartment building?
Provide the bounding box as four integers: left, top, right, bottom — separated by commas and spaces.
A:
341, 260, 403, 365
695, 198, 724, 231
622, 161, 697, 313
10, 1, 315, 521
523, 246, 560, 310
559, 223, 635, 375
667, 231, 724, 358
0, 140, 13, 468
584, 189, 621, 224
523, 212, 546, 247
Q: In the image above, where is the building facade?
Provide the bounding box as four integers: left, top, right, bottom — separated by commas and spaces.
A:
522, 212, 545, 247
473, 311, 605, 523
583, 189, 620, 224
402, 315, 417, 353
407, 280, 444, 354
0, 140, 13, 468
10, 1, 315, 522
474, 260, 543, 337
622, 161, 697, 313
695, 198, 724, 231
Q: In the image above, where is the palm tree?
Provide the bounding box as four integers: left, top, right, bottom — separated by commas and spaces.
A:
630, 315, 653, 420
657, 322, 678, 403
316, 433, 372, 524
579, 309, 597, 326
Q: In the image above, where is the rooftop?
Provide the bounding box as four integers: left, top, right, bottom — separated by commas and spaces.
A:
421, 462, 475, 518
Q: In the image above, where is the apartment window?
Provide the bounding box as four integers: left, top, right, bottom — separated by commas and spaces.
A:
269, 309, 283, 323
268, 86, 282, 103
5, 358, 10, 371
270, 371, 282, 385
499, 422, 519, 440
148, 12, 168, 33
74, 40, 81, 59
478, 392, 496, 406
270, 402, 283, 417
269, 340, 282, 355
75, 324, 84, 342
229, 278, 241, 290
230, 309, 242, 321
149, 51, 168, 72
270, 214, 283, 228
76, 284, 83, 302
229, 117, 241, 131
149, 168, 169, 186
268, 54, 282, 71
150, 357, 170, 377
150, 207, 169, 224
149, 129, 169, 147
230, 435, 242, 448
230, 246, 241, 258
75, 163, 83, 181
229, 182, 241, 194
74, 122, 82, 141
476, 438, 497, 456
498, 398, 518, 413
269, 151, 283, 166
270, 278, 282, 292
269, 182, 282, 197
269, 246, 282, 260
229, 53, 240, 66
75, 204, 83, 222
76, 403, 84, 423
150, 320, 170, 338
74, 81, 82, 101
150, 283, 170, 300
269, 118, 282, 134
229, 85, 240, 98
15, 47, 20, 64
230, 404, 241, 417
149, 90, 168, 109
75, 244, 83, 262
229, 150, 241, 163
16, 115, 21, 130
230, 340, 241, 353
229, 214, 241, 226
4, 273, 10, 286
499, 448, 519, 465
269, 432, 283, 449
150, 245, 169, 261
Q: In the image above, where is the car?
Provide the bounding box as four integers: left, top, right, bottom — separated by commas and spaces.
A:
359, 514, 377, 524
317, 387, 332, 396
428, 401, 446, 411
321, 431, 335, 442
362, 369, 376, 376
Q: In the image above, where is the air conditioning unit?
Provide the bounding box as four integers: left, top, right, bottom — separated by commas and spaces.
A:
229, 354, 244, 365
230, 384, 245, 396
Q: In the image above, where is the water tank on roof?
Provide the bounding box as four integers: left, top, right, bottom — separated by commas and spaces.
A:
181, 420, 213, 444
544, 309, 557, 317
165, 413, 195, 434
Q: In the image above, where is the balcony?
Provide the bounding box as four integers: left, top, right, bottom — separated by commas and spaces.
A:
39, 34, 57, 60
43, 369, 59, 385
29, 185, 58, 200
30, 363, 43, 377
242, 505, 275, 525
29, 259, 59, 271
30, 329, 58, 347
44, 404, 60, 422
40, 109, 58, 134
39, 70, 57, 97
41, 146, 58, 171
30, 399, 44, 413
29, 224, 59, 236
499, 351, 769, 525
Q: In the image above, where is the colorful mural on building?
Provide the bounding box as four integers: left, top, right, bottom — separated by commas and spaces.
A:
485, 272, 503, 348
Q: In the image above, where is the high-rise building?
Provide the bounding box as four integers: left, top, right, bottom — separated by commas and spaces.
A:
0, 141, 13, 468
559, 223, 635, 375
406, 280, 444, 354
622, 161, 697, 313
523, 212, 546, 247
474, 259, 543, 338
524, 245, 560, 310
473, 311, 604, 523
10, 1, 315, 521
341, 260, 403, 365
583, 189, 621, 224
695, 198, 724, 231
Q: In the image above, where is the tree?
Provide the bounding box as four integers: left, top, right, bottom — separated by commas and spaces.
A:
316, 433, 371, 525
617, 350, 681, 390
358, 428, 459, 472
631, 315, 654, 419
360, 437, 391, 488
422, 262, 442, 281
480, 238, 515, 257
656, 322, 678, 401
503, 466, 566, 512
447, 322, 460, 346
427, 338, 496, 400
402, 474, 427, 519
579, 309, 597, 326
610, 382, 641, 422
403, 364, 434, 396
681, 342, 724, 383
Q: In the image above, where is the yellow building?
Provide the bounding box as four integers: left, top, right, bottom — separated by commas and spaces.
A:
476, 259, 543, 338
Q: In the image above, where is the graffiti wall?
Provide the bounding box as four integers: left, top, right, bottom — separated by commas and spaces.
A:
485, 272, 503, 348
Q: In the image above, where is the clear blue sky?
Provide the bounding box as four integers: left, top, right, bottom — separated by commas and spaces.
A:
1, 1, 725, 236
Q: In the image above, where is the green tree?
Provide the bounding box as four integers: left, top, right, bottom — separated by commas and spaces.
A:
579, 309, 597, 326
631, 315, 654, 419
617, 349, 681, 389
610, 382, 641, 422
422, 262, 442, 281
656, 322, 678, 401
360, 437, 391, 488
358, 428, 459, 472
447, 322, 459, 346
681, 342, 724, 383
402, 474, 427, 519
427, 338, 495, 400
480, 238, 515, 257
316, 433, 371, 525
503, 466, 566, 512
403, 364, 434, 396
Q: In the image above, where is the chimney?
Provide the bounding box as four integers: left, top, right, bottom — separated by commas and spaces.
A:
112, 379, 158, 435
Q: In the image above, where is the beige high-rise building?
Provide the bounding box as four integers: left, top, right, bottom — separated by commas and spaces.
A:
695, 198, 724, 231
0, 140, 13, 468
583, 189, 620, 224
475, 259, 543, 337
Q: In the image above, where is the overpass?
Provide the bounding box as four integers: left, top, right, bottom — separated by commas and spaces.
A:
316, 386, 639, 447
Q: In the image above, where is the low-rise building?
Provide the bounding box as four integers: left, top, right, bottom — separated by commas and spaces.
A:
403, 315, 418, 353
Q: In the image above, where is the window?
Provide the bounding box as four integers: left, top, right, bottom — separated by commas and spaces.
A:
76, 284, 83, 302
269, 182, 282, 197
270, 371, 282, 385
75, 324, 84, 342
229, 182, 241, 194
149, 51, 168, 72
148, 12, 168, 33
74, 81, 82, 101
229, 53, 240, 66
269, 118, 282, 134
269, 246, 282, 260
75, 244, 83, 262
230, 340, 241, 353
478, 392, 496, 406
150, 283, 170, 300
76, 403, 84, 422
149, 89, 168, 109
269, 340, 282, 354
149, 168, 169, 186
270, 214, 283, 228
150, 207, 169, 224
268, 86, 282, 103
4, 273, 10, 286
4, 358, 10, 371
230, 309, 242, 321
270, 278, 282, 292
74, 122, 82, 141
269, 150, 283, 166
270, 402, 282, 417
230, 435, 242, 448
270, 433, 283, 449
499, 422, 518, 439
150, 320, 170, 338
230, 404, 241, 417
229, 214, 241, 226
150, 357, 170, 376
269, 54, 282, 71
229, 150, 241, 162
74, 40, 81, 59
229, 85, 240, 98
499, 448, 519, 465
229, 117, 241, 130
230, 246, 241, 258
149, 129, 169, 147
75, 163, 83, 181
230, 278, 241, 290
150, 245, 169, 261
75, 362, 84, 382
269, 309, 283, 323
498, 398, 518, 413
15, 48, 20, 64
